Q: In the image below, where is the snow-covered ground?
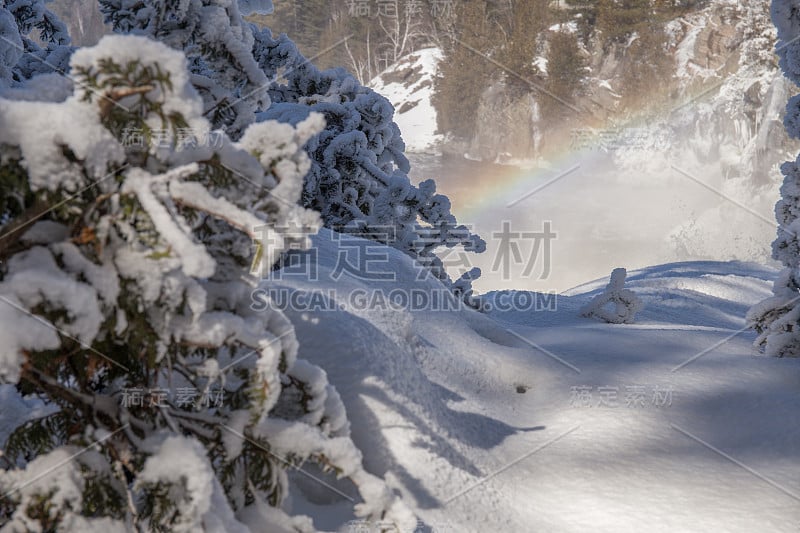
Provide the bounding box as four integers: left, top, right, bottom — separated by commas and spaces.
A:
255, 231, 800, 531
3, 228, 799, 531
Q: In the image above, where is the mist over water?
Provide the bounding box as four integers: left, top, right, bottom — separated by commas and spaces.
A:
408, 147, 783, 294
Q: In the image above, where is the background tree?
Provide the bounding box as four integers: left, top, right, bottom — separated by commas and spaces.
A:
267, 0, 329, 56
595, 0, 652, 45
499, 0, 551, 93
253, 0, 444, 83
542, 29, 587, 120
432, 0, 496, 141
594, 0, 672, 111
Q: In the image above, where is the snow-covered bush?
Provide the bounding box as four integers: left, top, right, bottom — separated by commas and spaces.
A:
747, 0, 800, 357
0, 33, 412, 531
748, 268, 800, 356
96, 0, 486, 299
579, 268, 642, 324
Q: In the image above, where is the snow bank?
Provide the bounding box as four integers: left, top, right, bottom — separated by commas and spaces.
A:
254, 226, 798, 532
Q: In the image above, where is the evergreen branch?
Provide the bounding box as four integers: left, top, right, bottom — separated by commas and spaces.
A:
0, 165, 127, 261
99, 85, 155, 119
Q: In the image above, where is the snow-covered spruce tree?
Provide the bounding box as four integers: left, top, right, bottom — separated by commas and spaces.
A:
746, 0, 800, 357
96, 0, 486, 302
0, 0, 72, 85
0, 34, 414, 531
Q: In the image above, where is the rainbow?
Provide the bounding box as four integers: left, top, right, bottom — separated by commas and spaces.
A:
438, 143, 611, 220
432, 90, 716, 220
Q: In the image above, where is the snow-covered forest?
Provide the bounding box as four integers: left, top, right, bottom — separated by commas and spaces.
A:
0, 0, 798, 532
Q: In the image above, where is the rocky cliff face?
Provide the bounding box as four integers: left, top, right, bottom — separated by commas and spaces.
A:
470, 81, 543, 162
369, 0, 795, 185
658, 0, 791, 187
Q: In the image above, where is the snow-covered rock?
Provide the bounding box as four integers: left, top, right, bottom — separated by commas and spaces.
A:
369, 48, 443, 154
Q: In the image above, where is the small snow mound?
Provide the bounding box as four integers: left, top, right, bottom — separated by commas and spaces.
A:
579, 267, 643, 324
